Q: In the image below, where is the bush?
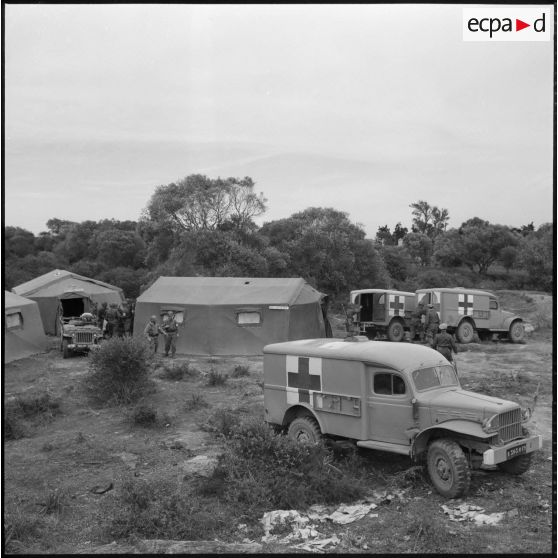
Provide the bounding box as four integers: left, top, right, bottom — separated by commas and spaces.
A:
205, 369, 228, 387
184, 392, 209, 411
104, 478, 234, 541
85, 336, 154, 406
200, 417, 368, 513
130, 403, 171, 428
4, 392, 62, 440
4, 504, 42, 552
231, 365, 250, 378
158, 361, 199, 381
202, 408, 242, 437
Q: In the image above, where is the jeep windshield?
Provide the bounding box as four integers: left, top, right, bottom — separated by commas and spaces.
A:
412, 365, 459, 391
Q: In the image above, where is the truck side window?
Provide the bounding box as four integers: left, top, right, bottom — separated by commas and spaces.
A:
489, 299, 498, 310
374, 373, 406, 395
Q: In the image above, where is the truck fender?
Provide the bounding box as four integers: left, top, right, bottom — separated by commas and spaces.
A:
503, 316, 522, 330
411, 420, 492, 457
282, 404, 324, 433
457, 316, 476, 330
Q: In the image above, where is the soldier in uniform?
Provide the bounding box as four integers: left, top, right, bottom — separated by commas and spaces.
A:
409, 302, 426, 342
160, 311, 179, 357
144, 315, 161, 354
97, 302, 108, 332
424, 303, 440, 346
105, 303, 122, 339
432, 323, 458, 363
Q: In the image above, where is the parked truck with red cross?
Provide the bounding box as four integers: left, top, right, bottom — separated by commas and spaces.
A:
415, 287, 525, 344
349, 289, 416, 342
263, 337, 541, 498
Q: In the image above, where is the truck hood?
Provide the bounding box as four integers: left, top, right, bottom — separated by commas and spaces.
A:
419, 388, 520, 424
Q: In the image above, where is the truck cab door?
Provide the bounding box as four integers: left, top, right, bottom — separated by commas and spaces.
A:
488, 297, 502, 329
366, 367, 414, 445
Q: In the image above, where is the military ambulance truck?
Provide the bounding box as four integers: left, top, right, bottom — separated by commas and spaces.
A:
416, 287, 525, 344
349, 289, 416, 342
263, 338, 541, 498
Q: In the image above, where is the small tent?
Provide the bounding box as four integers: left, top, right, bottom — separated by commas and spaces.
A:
134, 277, 329, 356
13, 269, 124, 335
4, 291, 49, 363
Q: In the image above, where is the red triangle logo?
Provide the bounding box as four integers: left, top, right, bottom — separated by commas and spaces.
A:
516, 19, 530, 31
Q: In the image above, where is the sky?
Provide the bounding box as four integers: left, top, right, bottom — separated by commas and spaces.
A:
4, 4, 555, 236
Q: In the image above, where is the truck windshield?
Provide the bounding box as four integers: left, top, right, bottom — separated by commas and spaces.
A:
412, 365, 459, 391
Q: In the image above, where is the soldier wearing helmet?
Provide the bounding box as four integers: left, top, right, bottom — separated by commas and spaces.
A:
432, 323, 458, 363
424, 303, 440, 346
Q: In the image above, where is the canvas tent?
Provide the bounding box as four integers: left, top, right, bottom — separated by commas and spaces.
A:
4, 291, 49, 363
12, 269, 124, 335
134, 277, 330, 356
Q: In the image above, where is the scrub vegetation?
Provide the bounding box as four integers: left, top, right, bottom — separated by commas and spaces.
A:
3, 292, 553, 554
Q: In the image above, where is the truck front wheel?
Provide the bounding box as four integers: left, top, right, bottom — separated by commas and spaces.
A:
498, 453, 531, 475
288, 416, 322, 444
456, 321, 475, 344
427, 439, 471, 498
387, 321, 405, 342
509, 321, 525, 343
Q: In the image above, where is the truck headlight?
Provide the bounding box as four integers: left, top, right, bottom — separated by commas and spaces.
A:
521, 408, 531, 422
482, 414, 499, 433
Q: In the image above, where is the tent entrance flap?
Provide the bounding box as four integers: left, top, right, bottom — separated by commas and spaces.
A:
60, 298, 86, 318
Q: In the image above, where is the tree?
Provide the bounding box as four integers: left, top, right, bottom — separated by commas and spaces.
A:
261, 207, 388, 295
375, 225, 395, 246
4, 227, 37, 258
403, 232, 433, 267
144, 174, 267, 233
92, 229, 146, 269
409, 201, 449, 239
517, 223, 553, 291
434, 218, 520, 275
380, 245, 414, 284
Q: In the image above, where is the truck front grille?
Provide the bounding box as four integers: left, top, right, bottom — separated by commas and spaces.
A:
75, 332, 94, 344
496, 408, 523, 443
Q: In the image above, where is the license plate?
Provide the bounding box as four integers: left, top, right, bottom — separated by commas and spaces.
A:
507, 444, 526, 459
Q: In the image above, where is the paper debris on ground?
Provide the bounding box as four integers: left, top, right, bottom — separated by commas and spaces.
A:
441, 503, 518, 525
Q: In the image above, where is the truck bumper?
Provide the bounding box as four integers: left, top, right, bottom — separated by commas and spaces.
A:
483, 435, 542, 466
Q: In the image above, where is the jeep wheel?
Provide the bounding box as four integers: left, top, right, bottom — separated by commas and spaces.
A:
498, 453, 532, 475
288, 416, 322, 444
62, 339, 70, 359
509, 321, 525, 343
387, 321, 405, 343
427, 439, 470, 498
456, 321, 475, 344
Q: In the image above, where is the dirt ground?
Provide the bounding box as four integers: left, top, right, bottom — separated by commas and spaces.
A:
3, 291, 554, 554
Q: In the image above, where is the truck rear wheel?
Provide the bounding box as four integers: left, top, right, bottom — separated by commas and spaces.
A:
456, 321, 475, 344
62, 339, 70, 359
288, 416, 322, 444
498, 453, 531, 475
387, 321, 405, 342
427, 439, 470, 498
509, 321, 525, 343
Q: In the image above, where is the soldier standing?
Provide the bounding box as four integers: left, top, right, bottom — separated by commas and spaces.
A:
409, 302, 426, 342
97, 302, 108, 332
432, 323, 458, 363
144, 315, 161, 354
424, 303, 440, 346
105, 303, 122, 339
160, 311, 179, 357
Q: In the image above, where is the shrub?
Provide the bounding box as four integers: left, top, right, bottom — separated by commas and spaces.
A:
38, 487, 65, 515
130, 403, 171, 428
158, 361, 193, 381
200, 417, 368, 513
231, 364, 250, 378
4, 505, 42, 552
202, 408, 242, 437
184, 392, 209, 411
85, 336, 154, 406
205, 369, 228, 387
104, 477, 234, 541
4, 392, 62, 440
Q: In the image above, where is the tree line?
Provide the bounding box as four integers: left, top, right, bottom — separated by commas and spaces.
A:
4, 176, 553, 303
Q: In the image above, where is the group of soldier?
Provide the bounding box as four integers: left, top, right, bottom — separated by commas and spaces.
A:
410, 302, 458, 363
96, 301, 135, 338
143, 311, 179, 358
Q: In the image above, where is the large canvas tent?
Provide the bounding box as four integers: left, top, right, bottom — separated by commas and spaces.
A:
4, 291, 49, 363
134, 277, 330, 356
12, 269, 124, 335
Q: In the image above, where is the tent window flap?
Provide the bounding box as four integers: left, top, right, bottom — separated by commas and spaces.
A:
236, 311, 262, 326
6, 312, 23, 330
